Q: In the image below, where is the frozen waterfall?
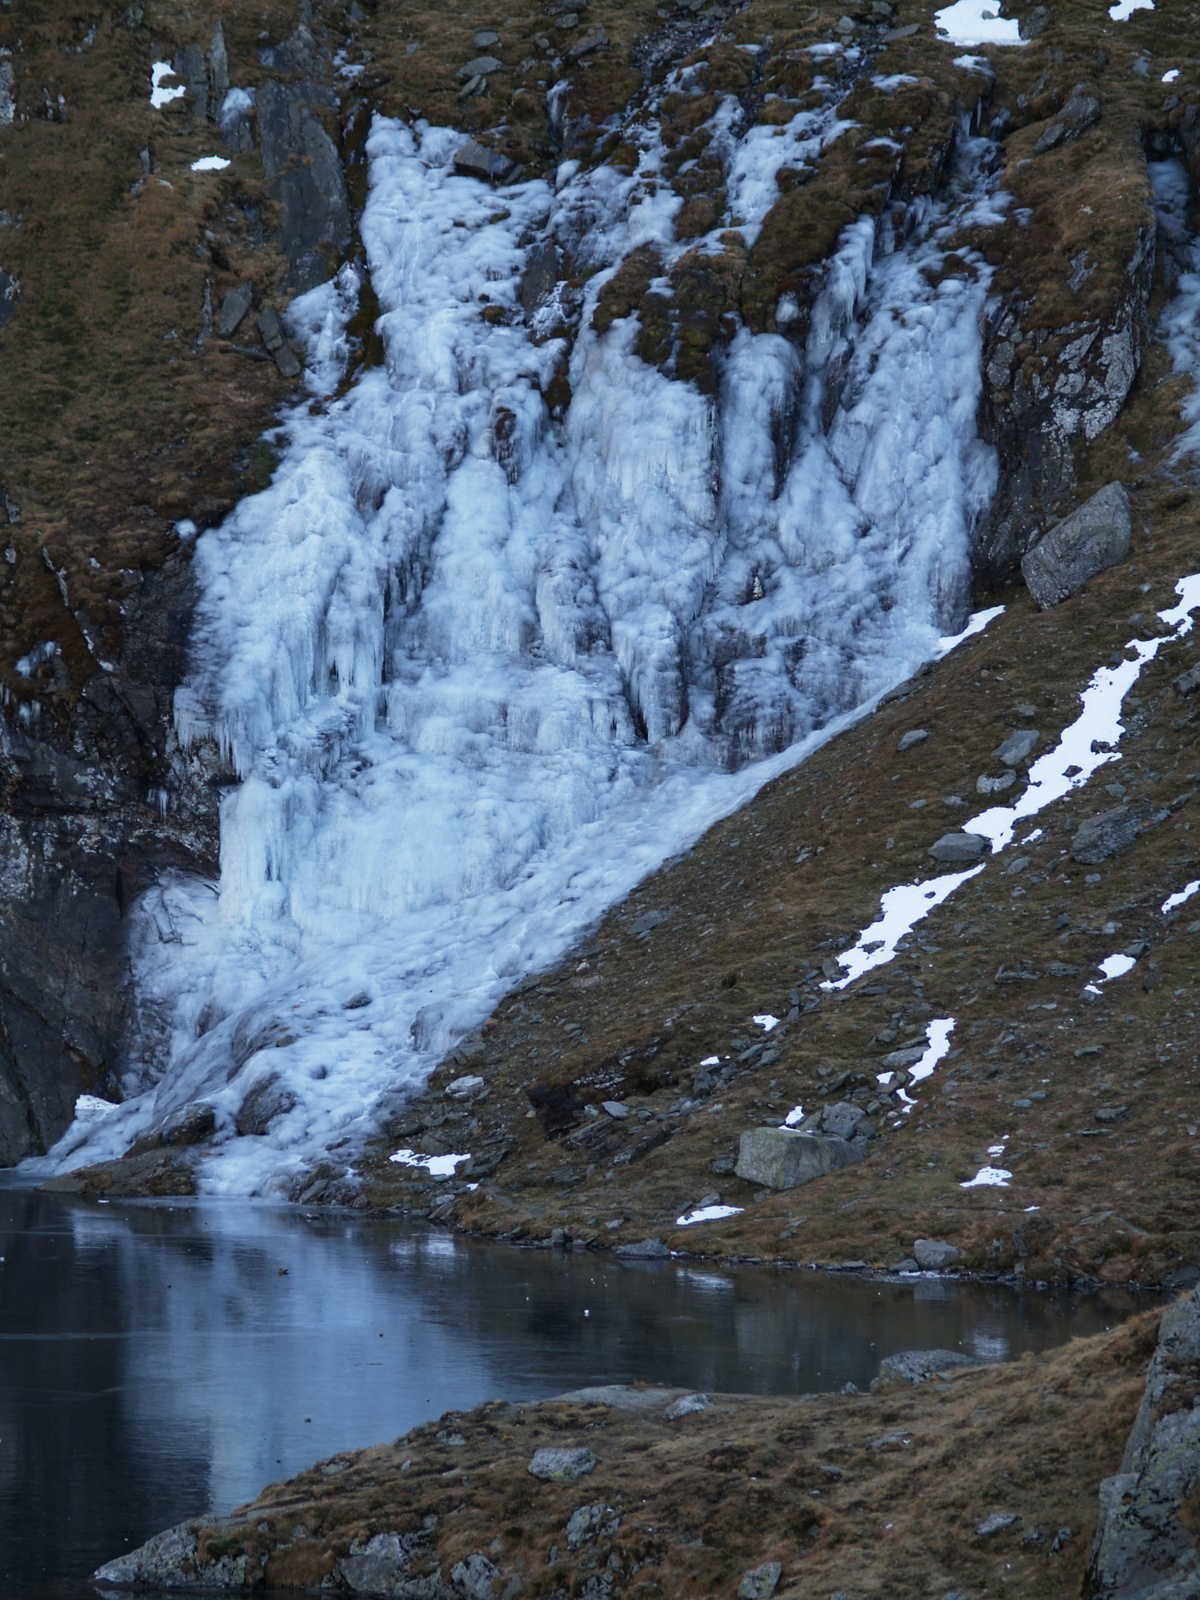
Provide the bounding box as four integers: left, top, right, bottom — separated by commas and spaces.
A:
31, 73, 1007, 1194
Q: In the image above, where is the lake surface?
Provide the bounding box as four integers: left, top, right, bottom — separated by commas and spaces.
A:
0, 1184, 1149, 1598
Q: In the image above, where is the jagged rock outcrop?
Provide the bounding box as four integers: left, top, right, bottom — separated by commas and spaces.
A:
1085, 1288, 1200, 1598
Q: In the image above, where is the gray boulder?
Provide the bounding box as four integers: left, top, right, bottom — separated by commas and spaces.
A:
1072, 804, 1168, 864
95, 1521, 249, 1588
529, 1447, 598, 1481
735, 1126, 865, 1190
995, 728, 1040, 765
1176, 664, 1200, 697
820, 1101, 868, 1141
1021, 482, 1131, 609
1085, 1287, 1200, 1597
738, 1563, 782, 1599
875, 1348, 980, 1387
929, 831, 988, 862
456, 54, 504, 78
453, 139, 515, 183
898, 728, 929, 751
614, 1237, 669, 1258
914, 1238, 960, 1269
217, 282, 254, 337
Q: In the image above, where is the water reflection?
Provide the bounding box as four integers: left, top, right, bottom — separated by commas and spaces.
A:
0, 1185, 1150, 1599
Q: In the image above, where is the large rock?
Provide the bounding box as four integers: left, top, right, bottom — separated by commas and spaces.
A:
1072, 803, 1168, 864
928, 831, 988, 862
873, 1348, 981, 1389
913, 1238, 960, 1269
1020, 483, 1132, 609
735, 1126, 865, 1190
1085, 1288, 1200, 1597
257, 67, 351, 294
453, 139, 515, 183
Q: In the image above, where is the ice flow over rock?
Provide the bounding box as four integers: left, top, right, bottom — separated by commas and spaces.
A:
32, 102, 1005, 1195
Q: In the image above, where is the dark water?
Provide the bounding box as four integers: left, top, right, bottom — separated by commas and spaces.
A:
0, 1185, 1150, 1598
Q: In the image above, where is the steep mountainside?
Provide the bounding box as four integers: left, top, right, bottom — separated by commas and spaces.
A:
5, 0, 1200, 1283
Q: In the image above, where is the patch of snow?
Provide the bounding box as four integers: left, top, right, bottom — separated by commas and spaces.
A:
821, 867, 985, 989
389, 1148, 471, 1177
953, 54, 995, 72
966, 573, 1200, 852
872, 74, 919, 91
908, 1017, 956, 1084
1108, 0, 1153, 17
219, 86, 255, 130
961, 1164, 1012, 1188
1098, 953, 1137, 981
934, 0, 1025, 47
783, 1104, 805, 1126
936, 604, 1004, 657
753, 1013, 780, 1032
150, 61, 185, 108
676, 1204, 744, 1226
699, 1054, 720, 1067
1163, 68, 1180, 82
1163, 879, 1200, 913
191, 156, 231, 172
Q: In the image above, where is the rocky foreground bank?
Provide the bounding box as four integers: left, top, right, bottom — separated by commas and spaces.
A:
97, 1285, 1200, 1599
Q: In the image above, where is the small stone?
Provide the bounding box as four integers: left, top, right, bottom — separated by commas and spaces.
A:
884, 20, 919, 34
662, 1392, 710, 1420
913, 1239, 959, 1269
614, 1237, 669, 1258
1015, 702, 1037, 717
601, 1100, 628, 1120
977, 1513, 1019, 1536
446, 1074, 485, 1098
1019, 3, 1049, 34
1174, 664, 1200, 697
1021, 483, 1132, 609
1047, 961, 1078, 978
564, 27, 607, 60
737, 1562, 782, 1600
457, 54, 504, 78
474, 29, 501, 46
995, 728, 1040, 765
834, 13, 856, 29
458, 73, 487, 98
928, 832, 988, 862
1012, 1097, 1033, 1109
256, 306, 285, 351
898, 728, 929, 752
632, 908, 670, 935
1005, 856, 1031, 876
217, 281, 254, 336
528, 1447, 599, 1481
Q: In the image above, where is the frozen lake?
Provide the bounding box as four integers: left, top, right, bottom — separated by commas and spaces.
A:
0, 1184, 1148, 1597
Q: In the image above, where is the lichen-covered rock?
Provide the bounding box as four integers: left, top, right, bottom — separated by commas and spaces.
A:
1021, 483, 1133, 608
529, 1446, 599, 1481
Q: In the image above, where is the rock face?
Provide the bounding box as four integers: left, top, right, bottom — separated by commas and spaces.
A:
1085, 1287, 1200, 1597
1072, 803, 1168, 865
735, 1126, 864, 1190
1020, 483, 1133, 609
256, 25, 351, 294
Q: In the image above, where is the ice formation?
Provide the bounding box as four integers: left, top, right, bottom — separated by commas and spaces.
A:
33, 87, 1012, 1195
